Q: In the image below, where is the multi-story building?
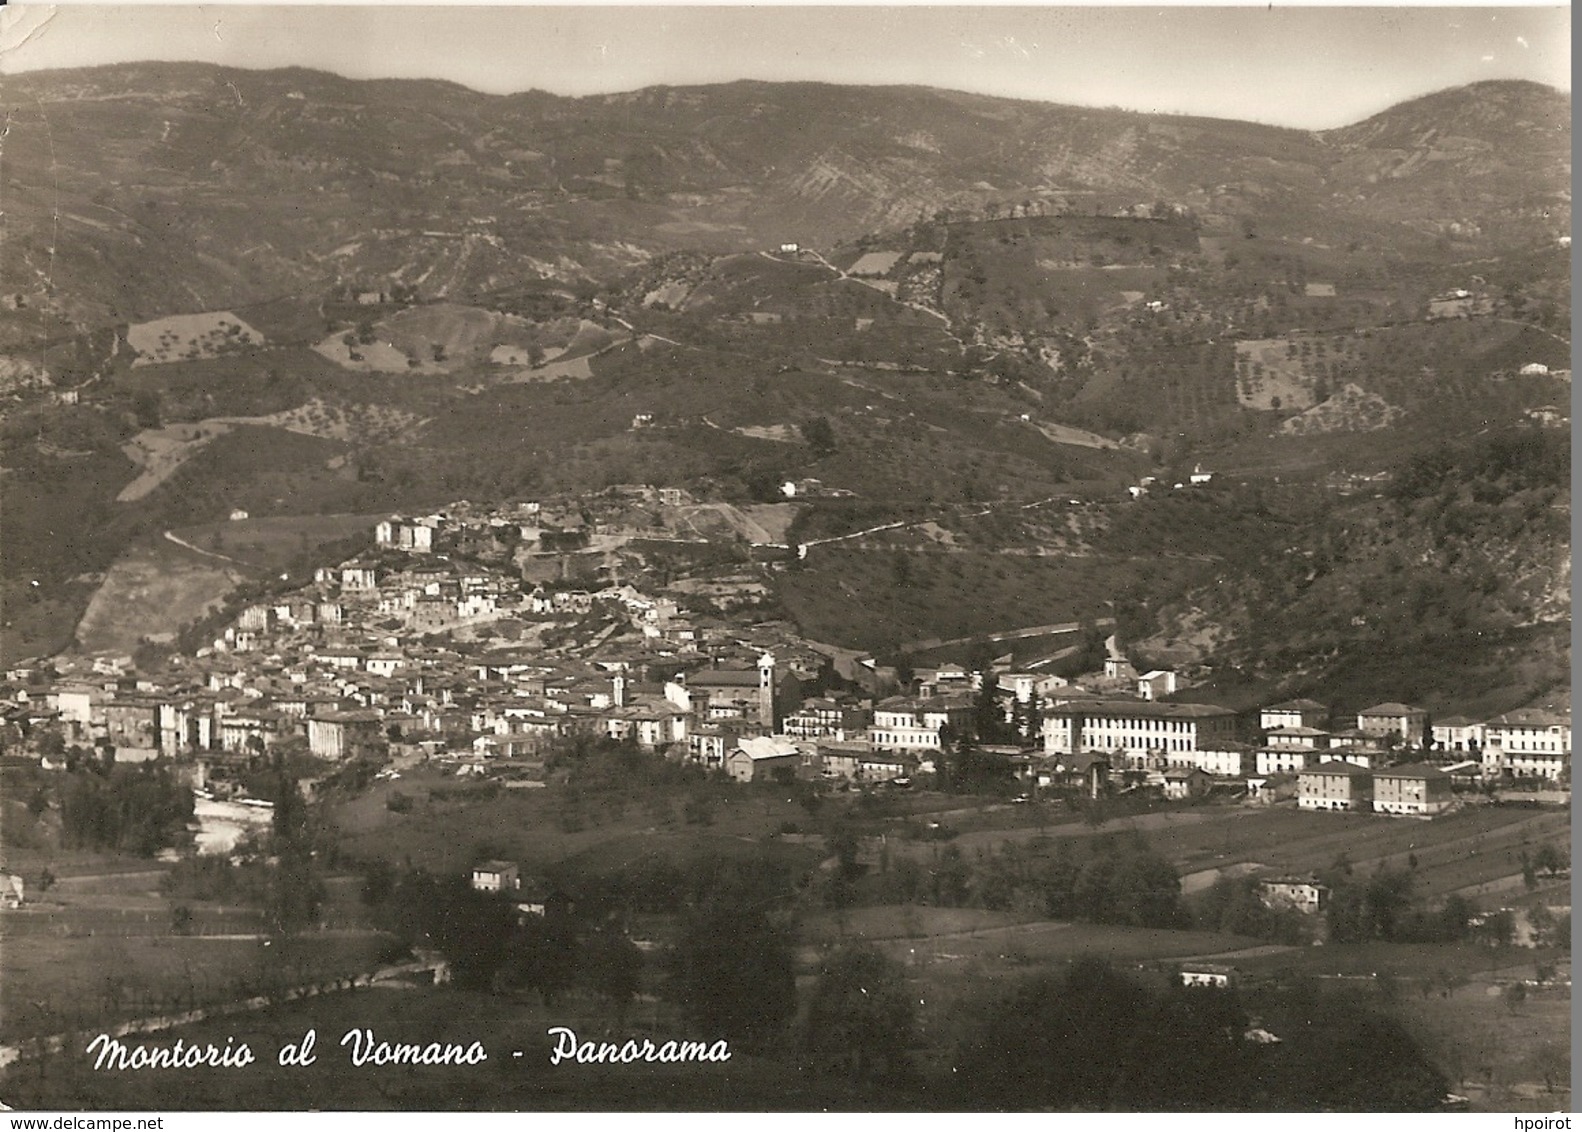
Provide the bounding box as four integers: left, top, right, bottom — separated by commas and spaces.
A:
103, 696, 161, 754
1041, 700, 1238, 761
1263, 726, 1330, 750
1259, 698, 1330, 733
782, 698, 871, 742
1431, 715, 1485, 754
1164, 742, 1252, 778
810, 738, 873, 781
869, 696, 973, 753
306, 709, 383, 760
1481, 708, 1571, 782
602, 703, 688, 750
159, 698, 217, 755
1373, 763, 1453, 815
1255, 747, 1315, 777
1297, 760, 1373, 812
1356, 702, 1429, 747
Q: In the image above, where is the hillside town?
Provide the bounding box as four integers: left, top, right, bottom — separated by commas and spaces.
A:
3, 494, 1569, 821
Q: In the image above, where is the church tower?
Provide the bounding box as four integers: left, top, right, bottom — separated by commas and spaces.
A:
757, 652, 776, 729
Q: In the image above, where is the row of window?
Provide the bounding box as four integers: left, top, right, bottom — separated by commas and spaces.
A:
1084, 717, 1206, 733
1089, 733, 1200, 751
869, 730, 940, 748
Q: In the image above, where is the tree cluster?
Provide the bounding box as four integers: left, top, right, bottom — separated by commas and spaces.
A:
58, 763, 194, 856
1320, 865, 1480, 946
950, 956, 1447, 1111
665, 892, 797, 1054
1196, 874, 1316, 944
867, 832, 1188, 928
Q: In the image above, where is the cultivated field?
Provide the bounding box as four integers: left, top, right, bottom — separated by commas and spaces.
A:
312, 333, 417, 374
127, 312, 265, 367
235, 399, 424, 445
919, 801, 1570, 901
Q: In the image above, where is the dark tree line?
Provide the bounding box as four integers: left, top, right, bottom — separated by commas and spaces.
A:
362, 854, 800, 1047
949, 957, 1447, 1111
865, 832, 1189, 928
58, 763, 193, 856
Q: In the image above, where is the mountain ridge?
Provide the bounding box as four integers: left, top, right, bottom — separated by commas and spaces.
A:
0, 66, 1566, 336
13, 60, 1565, 128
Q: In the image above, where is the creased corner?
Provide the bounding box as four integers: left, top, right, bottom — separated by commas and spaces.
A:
0, 6, 61, 74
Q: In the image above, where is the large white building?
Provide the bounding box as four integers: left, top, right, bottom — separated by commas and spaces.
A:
1164, 743, 1252, 778
1259, 698, 1330, 733
1042, 700, 1238, 761
1431, 715, 1485, 754
1481, 708, 1571, 781
868, 696, 973, 752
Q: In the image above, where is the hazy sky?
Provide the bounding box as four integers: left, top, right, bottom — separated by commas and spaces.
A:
0, 5, 1570, 129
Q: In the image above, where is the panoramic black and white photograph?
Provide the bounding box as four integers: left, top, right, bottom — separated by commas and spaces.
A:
0, 3, 1571, 1113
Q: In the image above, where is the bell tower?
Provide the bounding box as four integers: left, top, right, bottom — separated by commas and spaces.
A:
757, 652, 776, 729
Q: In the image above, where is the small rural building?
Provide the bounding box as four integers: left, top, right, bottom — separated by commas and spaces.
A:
1161, 766, 1212, 801
855, 749, 911, 783
1258, 876, 1329, 914
1137, 670, 1177, 701
471, 860, 520, 893
812, 738, 873, 781
1245, 771, 1297, 805
1049, 751, 1109, 798
1372, 763, 1453, 816
514, 877, 550, 919
1180, 963, 1238, 989
1297, 760, 1373, 812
